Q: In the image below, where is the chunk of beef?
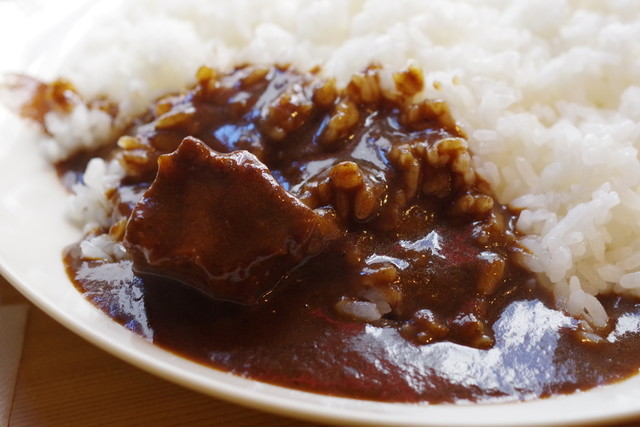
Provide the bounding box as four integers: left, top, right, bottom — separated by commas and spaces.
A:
123, 137, 334, 304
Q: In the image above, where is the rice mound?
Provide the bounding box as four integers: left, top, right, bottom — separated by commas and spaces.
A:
46, 0, 640, 327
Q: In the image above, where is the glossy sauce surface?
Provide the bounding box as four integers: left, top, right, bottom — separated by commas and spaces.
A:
22, 65, 640, 403
66, 252, 640, 403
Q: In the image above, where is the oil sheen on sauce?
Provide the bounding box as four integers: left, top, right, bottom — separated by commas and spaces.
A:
66, 251, 640, 403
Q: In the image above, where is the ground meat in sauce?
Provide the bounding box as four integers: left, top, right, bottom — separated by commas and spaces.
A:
108, 64, 530, 349
14, 65, 640, 403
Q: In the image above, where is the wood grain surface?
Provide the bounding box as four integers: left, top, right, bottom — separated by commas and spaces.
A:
2, 274, 640, 427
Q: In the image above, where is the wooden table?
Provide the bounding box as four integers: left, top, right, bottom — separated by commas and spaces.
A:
3, 274, 640, 427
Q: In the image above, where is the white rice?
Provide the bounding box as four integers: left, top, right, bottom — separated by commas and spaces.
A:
68, 157, 124, 232
41, 0, 640, 327
41, 106, 113, 161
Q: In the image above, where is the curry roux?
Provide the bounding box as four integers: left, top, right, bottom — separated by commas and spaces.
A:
22, 65, 640, 403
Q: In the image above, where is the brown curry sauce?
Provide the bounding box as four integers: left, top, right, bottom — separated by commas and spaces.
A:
17, 65, 640, 403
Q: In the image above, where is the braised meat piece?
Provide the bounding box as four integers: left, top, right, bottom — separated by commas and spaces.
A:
123, 136, 334, 304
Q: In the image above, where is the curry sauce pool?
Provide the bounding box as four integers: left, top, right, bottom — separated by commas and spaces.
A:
11, 64, 635, 403
63, 253, 640, 402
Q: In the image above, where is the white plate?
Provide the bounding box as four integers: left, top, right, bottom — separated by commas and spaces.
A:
2, 3, 640, 426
